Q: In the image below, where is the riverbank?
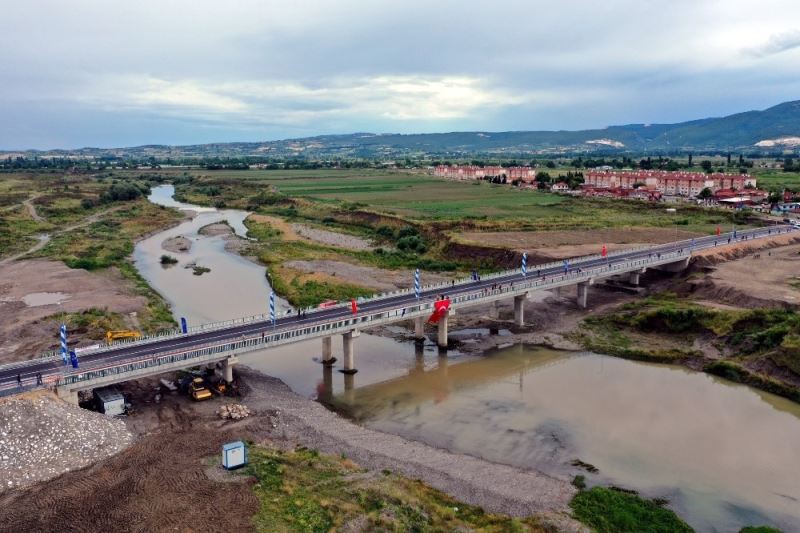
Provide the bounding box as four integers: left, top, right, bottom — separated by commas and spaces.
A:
0, 367, 588, 532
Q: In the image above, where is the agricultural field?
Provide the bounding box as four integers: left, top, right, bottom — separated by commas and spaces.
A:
125, 168, 742, 233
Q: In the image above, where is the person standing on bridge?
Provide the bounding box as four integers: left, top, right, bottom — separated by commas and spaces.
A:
36, 372, 42, 385
16, 373, 21, 387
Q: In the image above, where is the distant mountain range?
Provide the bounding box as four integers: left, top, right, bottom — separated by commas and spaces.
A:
4, 100, 800, 160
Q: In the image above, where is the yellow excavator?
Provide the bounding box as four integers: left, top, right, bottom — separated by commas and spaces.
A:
106, 330, 142, 345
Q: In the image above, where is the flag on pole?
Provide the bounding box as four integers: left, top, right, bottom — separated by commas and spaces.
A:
521, 252, 528, 276
414, 268, 420, 299
269, 291, 276, 325
601, 245, 607, 257
716, 226, 721, 236
351, 299, 358, 314
59, 324, 69, 365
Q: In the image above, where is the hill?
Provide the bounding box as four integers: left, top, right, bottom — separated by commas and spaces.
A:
3, 100, 799, 159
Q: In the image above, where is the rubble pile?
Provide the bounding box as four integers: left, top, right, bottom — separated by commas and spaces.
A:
0, 395, 133, 492
217, 403, 251, 420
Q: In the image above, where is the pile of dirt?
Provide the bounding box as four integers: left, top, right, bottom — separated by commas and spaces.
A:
0, 394, 133, 492
0, 259, 147, 363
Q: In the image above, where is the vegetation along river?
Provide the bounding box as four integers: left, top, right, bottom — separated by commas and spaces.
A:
136, 185, 800, 532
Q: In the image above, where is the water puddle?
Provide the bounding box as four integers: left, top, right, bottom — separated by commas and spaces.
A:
22, 292, 70, 306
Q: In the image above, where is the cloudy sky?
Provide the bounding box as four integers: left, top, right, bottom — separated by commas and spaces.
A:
2, 0, 799, 149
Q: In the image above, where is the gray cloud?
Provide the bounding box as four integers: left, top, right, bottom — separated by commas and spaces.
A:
0, 0, 799, 149
746, 29, 800, 57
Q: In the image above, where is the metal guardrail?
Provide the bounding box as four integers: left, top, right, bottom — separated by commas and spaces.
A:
1, 225, 793, 397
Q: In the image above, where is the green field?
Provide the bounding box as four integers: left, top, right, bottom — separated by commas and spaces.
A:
131, 168, 743, 232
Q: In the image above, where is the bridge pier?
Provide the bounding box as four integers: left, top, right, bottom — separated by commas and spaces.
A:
56, 386, 79, 406
321, 336, 336, 366
577, 281, 590, 309
343, 372, 356, 404
655, 257, 690, 272
628, 268, 646, 286
414, 317, 425, 341
222, 355, 238, 383
488, 300, 499, 319
513, 293, 526, 326
437, 312, 449, 349
341, 330, 359, 374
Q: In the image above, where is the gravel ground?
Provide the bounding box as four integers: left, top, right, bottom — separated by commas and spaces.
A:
291, 223, 375, 250
160, 235, 191, 253
284, 259, 453, 292
0, 394, 133, 492
240, 367, 577, 517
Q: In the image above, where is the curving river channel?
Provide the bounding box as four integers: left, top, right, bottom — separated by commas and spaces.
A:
135, 185, 800, 532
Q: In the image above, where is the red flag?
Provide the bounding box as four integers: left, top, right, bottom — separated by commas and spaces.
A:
716, 226, 721, 236
428, 298, 451, 324
601, 245, 607, 257
350, 299, 358, 314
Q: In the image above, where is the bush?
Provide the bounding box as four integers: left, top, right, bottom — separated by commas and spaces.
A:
80, 198, 95, 210
397, 226, 419, 239
376, 225, 395, 239
570, 487, 692, 533
572, 475, 587, 490
160, 254, 178, 265
397, 235, 426, 253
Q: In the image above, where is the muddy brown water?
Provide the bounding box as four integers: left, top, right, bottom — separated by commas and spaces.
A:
137, 185, 800, 532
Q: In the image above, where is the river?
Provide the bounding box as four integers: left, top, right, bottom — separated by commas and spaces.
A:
135, 185, 800, 532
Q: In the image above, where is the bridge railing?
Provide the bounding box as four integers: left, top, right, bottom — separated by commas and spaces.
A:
10, 225, 794, 373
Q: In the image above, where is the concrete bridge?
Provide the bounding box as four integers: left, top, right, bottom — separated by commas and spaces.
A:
0, 225, 793, 403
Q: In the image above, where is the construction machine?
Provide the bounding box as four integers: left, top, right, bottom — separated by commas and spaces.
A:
188, 377, 213, 401
106, 330, 141, 345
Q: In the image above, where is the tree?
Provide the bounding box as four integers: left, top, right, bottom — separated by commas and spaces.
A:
697, 187, 713, 199
535, 171, 551, 184
688, 153, 693, 167
700, 160, 713, 173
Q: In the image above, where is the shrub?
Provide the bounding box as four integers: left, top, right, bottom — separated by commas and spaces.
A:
570, 487, 692, 533
160, 254, 178, 265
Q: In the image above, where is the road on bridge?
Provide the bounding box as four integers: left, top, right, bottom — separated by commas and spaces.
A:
0, 225, 793, 394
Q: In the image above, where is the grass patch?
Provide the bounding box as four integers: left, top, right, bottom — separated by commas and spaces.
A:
246, 445, 554, 533
570, 487, 692, 533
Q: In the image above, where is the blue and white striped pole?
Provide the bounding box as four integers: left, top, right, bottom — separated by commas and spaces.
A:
59, 324, 69, 365
521, 252, 528, 277
269, 291, 276, 326
414, 269, 420, 299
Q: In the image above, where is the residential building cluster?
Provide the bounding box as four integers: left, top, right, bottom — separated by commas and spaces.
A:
433, 165, 536, 182
584, 170, 757, 197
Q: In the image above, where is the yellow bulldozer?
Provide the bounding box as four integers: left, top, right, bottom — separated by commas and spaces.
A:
106, 330, 142, 345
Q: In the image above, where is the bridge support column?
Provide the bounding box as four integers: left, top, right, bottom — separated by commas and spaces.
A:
414, 317, 425, 341
56, 387, 79, 406
513, 294, 526, 326
628, 271, 640, 286
341, 330, 359, 374
437, 312, 449, 349
321, 336, 336, 366
577, 282, 589, 309
489, 300, 499, 319
222, 355, 238, 383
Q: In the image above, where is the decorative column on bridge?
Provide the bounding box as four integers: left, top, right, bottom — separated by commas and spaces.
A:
341, 330, 360, 374
513, 293, 527, 326
321, 336, 336, 366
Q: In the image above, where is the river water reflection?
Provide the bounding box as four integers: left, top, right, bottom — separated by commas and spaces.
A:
136, 185, 800, 532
